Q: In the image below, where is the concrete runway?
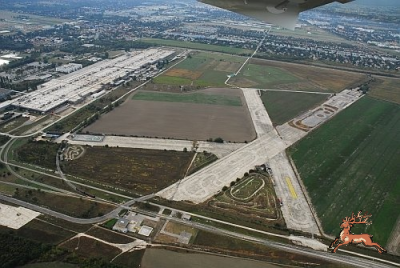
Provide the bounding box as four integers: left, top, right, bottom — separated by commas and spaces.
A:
157, 88, 321, 235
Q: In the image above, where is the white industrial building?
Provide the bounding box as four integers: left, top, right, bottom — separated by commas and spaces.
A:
13, 48, 175, 113
56, 63, 83, 73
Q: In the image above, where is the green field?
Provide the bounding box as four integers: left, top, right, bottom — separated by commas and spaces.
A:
139, 38, 252, 55
260, 91, 329, 125
289, 97, 400, 246
233, 63, 300, 88
153, 76, 192, 85
152, 52, 246, 88
369, 77, 400, 105
132, 91, 242, 106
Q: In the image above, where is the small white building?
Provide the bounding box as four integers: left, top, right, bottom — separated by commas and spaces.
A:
56, 63, 83, 74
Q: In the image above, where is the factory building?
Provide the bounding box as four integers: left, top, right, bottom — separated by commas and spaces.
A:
56, 63, 83, 74
12, 48, 175, 113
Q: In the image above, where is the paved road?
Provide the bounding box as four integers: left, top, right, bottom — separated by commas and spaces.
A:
269, 152, 320, 235
132, 207, 397, 268
158, 133, 286, 203
55, 136, 245, 159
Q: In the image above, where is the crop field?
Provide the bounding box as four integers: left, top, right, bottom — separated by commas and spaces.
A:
369, 77, 400, 104
231, 58, 368, 92
132, 91, 242, 106
260, 91, 329, 125
10, 219, 75, 244
289, 97, 400, 246
63, 146, 194, 195
139, 38, 253, 55
150, 52, 246, 89
84, 88, 256, 142
13, 188, 115, 218
60, 236, 121, 262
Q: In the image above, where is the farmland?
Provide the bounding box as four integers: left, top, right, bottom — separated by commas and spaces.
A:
139, 38, 253, 55
0, 218, 75, 245
84, 88, 256, 143
13, 188, 116, 218
231, 58, 368, 92
132, 91, 242, 106
63, 146, 194, 195
289, 97, 400, 246
260, 91, 329, 125
148, 52, 246, 90
369, 77, 400, 104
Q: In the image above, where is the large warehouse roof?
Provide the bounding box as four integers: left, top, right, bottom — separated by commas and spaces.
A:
13, 48, 174, 113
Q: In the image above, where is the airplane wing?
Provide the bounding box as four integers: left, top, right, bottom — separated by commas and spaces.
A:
198, 0, 353, 30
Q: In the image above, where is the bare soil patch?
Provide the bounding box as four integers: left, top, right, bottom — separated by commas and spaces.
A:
84, 88, 256, 143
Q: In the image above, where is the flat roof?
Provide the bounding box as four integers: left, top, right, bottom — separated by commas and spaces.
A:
12, 48, 175, 112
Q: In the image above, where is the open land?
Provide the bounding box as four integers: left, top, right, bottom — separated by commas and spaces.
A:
231, 58, 368, 92
60, 236, 121, 262
13, 188, 116, 218
193, 231, 336, 266
139, 38, 253, 55
84, 88, 256, 143
0, 10, 69, 33
288, 97, 400, 247
260, 91, 329, 125
209, 173, 283, 224
0, 217, 76, 245
369, 77, 400, 105
146, 51, 246, 90
63, 146, 194, 195
85, 227, 135, 244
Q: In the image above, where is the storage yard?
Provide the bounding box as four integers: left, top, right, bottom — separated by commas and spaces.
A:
12, 48, 175, 113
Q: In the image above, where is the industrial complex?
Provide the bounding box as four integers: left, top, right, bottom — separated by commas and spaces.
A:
12, 48, 175, 113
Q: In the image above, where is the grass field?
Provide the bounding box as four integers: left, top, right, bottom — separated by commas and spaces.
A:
230, 177, 263, 200
150, 52, 245, 89
231, 58, 368, 93
14, 188, 115, 218
132, 91, 242, 106
369, 77, 400, 104
234, 64, 300, 88
85, 227, 135, 244
63, 147, 194, 195
260, 91, 329, 125
289, 97, 400, 246
15, 141, 59, 170
139, 38, 253, 55
0, 117, 29, 133
193, 231, 337, 266
60, 236, 121, 262
187, 151, 218, 175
